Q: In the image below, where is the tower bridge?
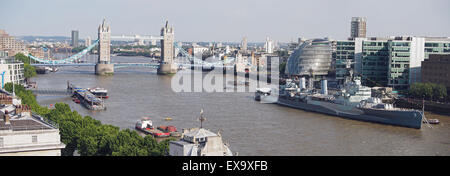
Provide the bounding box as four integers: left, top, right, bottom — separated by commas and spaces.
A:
28, 19, 243, 75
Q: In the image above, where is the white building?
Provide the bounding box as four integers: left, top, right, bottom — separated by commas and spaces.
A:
0, 57, 25, 86
169, 128, 233, 156
265, 37, 274, 54
0, 92, 65, 156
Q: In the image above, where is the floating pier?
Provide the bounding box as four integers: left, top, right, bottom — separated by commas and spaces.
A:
67, 82, 106, 110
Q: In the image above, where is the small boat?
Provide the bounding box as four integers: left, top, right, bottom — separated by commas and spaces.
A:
164, 117, 172, 121
88, 87, 108, 99
135, 117, 170, 138
73, 98, 80, 104
255, 88, 278, 103
50, 67, 59, 72
424, 119, 440, 124
255, 88, 271, 101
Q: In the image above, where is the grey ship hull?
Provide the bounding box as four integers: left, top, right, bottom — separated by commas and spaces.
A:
277, 97, 423, 129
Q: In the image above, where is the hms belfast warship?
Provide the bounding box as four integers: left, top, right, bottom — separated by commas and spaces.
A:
273, 77, 423, 129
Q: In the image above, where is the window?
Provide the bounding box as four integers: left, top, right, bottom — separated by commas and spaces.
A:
32, 136, 37, 143
0, 137, 3, 148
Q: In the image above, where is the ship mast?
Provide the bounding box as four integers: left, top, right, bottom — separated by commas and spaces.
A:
199, 109, 206, 129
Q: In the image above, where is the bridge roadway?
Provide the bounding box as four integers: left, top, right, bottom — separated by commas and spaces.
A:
30, 62, 235, 69
29, 88, 73, 95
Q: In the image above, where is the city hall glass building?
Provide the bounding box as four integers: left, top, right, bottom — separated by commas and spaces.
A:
286, 39, 333, 83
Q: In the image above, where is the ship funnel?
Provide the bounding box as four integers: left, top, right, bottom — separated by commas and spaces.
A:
321, 79, 328, 95
299, 77, 306, 90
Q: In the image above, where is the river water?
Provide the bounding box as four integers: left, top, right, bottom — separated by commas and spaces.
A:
33, 56, 450, 156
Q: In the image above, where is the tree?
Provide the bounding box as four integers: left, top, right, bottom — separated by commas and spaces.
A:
433, 84, 447, 101
409, 82, 448, 101
24, 64, 37, 79
14, 53, 37, 81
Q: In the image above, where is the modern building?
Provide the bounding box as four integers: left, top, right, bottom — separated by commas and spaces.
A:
168, 128, 233, 156
0, 92, 65, 156
71, 30, 79, 47
285, 38, 333, 86
0, 29, 26, 56
333, 36, 450, 89
350, 17, 367, 38
0, 57, 25, 86
421, 54, 450, 89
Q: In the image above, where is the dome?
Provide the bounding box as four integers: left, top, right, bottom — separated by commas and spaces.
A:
285, 39, 332, 77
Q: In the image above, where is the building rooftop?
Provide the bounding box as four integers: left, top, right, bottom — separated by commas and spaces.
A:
0, 118, 53, 131
0, 103, 56, 132
183, 128, 218, 139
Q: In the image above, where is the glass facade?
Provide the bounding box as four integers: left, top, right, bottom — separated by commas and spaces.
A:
388, 41, 411, 89
286, 39, 332, 80
335, 38, 450, 89
360, 41, 389, 87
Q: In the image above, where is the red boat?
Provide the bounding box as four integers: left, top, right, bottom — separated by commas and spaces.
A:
135, 117, 170, 137
73, 98, 80, 104
157, 125, 181, 137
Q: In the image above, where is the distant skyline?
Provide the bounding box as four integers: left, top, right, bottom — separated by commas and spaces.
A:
1, 0, 449, 42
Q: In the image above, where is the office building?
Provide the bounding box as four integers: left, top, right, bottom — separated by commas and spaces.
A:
421, 54, 450, 89
333, 36, 450, 89
71, 30, 79, 47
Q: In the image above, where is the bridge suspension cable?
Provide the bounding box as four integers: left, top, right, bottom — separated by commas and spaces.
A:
28, 40, 99, 65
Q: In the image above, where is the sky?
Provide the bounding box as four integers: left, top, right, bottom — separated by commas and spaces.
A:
1, 0, 449, 42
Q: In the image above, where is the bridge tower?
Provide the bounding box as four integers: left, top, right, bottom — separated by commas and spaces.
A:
157, 20, 177, 75
95, 19, 114, 75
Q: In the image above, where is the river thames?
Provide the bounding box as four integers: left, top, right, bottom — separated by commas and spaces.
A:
33, 56, 450, 156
